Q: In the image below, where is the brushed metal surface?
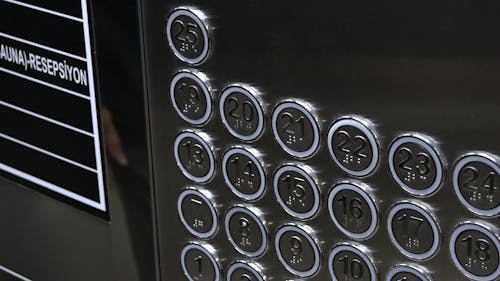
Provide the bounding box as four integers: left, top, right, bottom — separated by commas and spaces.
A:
142, 1, 500, 280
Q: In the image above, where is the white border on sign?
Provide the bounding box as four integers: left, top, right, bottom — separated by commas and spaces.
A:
226, 261, 265, 281
385, 264, 432, 281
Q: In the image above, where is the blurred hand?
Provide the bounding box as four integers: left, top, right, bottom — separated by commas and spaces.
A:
102, 106, 128, 167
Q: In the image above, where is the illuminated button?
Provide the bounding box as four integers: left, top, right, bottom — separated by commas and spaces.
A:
170, 70, 212, 125
453, 153, 499, 217
174, 131, 215, 183
328, 244, 377, 281
271, 100, 320, 159
328, 182, 379, 240
222, 147, 266, 201
219, 85, 265, 142
166, 8, 210, 65
177, 188, 217, 239
450, 222, 500, 281
388, 134, 444, 197
181, 243, 220, 281
225, 206, 268, 257
386, 264, 432, 281
226, 262, 265, 281
275, 224, 321, 278
273, 164, 320, 220
327, 117, 380, 177
387, 202, 440, 261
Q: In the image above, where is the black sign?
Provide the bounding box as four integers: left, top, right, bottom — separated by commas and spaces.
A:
0, 0, 107, 217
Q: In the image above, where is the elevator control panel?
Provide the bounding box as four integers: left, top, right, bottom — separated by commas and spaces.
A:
142, 1, 500, 280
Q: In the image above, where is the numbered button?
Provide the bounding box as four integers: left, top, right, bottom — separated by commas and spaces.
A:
275, 224, 321, 278
271, 100, 320, 159
327, 117, 380, 177
227, 262, 265, 281
387, 202, 440, 260
328, 182, 379, 240
225, 206, 268, 257
386, 264, 432, 281
166, 8, 210, 64
450, 222, 500, 281
328, 244, 377, 281
219, 85, 265, 142
453, 153, 499, 217
181, 243, 220, 281
222, 147, 266, 201
273, 164, 320, 220
174, 131, 215, 183
170, 70, 212, 125
178, 188, 217, 239
388, 135, 444, 197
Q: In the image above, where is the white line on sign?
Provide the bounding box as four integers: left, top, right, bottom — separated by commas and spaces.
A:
0, 265, 32, 281
0, 100, 94, 137
81, 0, 106, 212
0, 0, 84, 22
0, 163, 104, 210
0, 32, 87, 62
0, 132, 98, 173
0, 67, 90, 100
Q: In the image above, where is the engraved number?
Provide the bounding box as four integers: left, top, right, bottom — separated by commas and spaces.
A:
228, 97, 254, 122
397, 148, 431, 176
173, 20, 199, 44
338, 195, 364, 219
462, 166, 497, 194
181, 140, 204, 164
177, 82, 200, 106
281, 174, 306, 199
461, 236, 491, 262
338, 255, 364, 279
281, 112, 305, 137
335, 131, 368, 158
395, 213, 424, 238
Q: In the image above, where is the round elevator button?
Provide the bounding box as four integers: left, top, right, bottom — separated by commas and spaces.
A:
386, 264, 432, 281
275, 224, 321, 278
219, 85, 265, 142
387, 202, 440, 261
166, 8, 210, 65
328, 182, 379, 240
227, 262, 265, 281
328, 244, 377, 281
225, 206, 268, 258
177, 188, 217, 239
327, 117, 380, 177
222, 147, 266, 201
453, 153, 499, 217
170, 70, 212, 125
271, 100, 320, 159
388, 135, 443, 197
174, 131, 215, 183
450, 222, 500, 281
181, 243, 220, 281
273, 164, 320, 220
